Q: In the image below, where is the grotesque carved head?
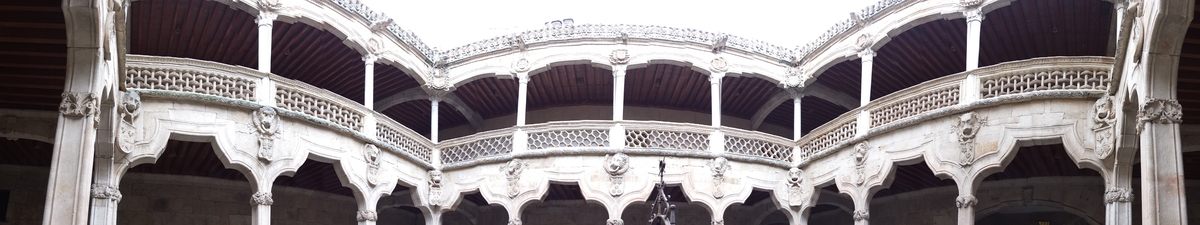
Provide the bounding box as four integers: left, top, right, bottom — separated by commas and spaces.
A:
604, 153, 630, 176
853, 142, 869, 166
253, 107, 280, 135
364, 144, 379, 164
788, 168, 804, 185
428, 170, 443, 187
120, 92, 141, 124
710, 157, 730, 177
503, 159, 525, 180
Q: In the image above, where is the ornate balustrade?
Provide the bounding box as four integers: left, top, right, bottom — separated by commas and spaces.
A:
438, 127, 515, 165
523, 121, 615, 150
622, 121, 712, 152
978, 57, 1113, 99
271, 76, 366, 131
796, 113, 858, 162
868, 72, 963, 129
375, 111, 435, 163
722, 127, 794, 162
124, 55, 263, 102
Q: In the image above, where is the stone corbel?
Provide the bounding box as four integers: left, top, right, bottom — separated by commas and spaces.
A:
502, 159, 527, 198
786, 167, 809, 207
604, 153, 630, 196
427, 170, 444, 207
1092, 96, 1118, 158
709, 157, 732, 198
117, 91, 142, 154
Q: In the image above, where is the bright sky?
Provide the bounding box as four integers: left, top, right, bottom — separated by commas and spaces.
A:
359, 0, 879, 50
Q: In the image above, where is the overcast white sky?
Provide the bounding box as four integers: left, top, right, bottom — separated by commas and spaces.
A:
359, 0, 879, 50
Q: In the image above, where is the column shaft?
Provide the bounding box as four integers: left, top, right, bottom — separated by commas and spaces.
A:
256, 14, 274, 73
859, 51, 875, 106
364, 58, 375, 109
613, 66, 626, 121
793, 96, 802, 140
965, 9, 984, 70
710, 73, 723, 127
431, 99, 440, 143
517, 74, 529, 126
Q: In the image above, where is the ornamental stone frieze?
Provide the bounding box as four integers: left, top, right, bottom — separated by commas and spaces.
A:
953, 112, 986, 166
428, 170, 444, 207
118, 92, 142, 154
250, 107, 282, 162
356, 210, 378, 222
59, 92, 99, 119
364, 144, 381, 187
1092, 96, 1118, 158
251, 192, 273, 205
604, 153, 630, 196
709, 157, 731, 198
90, 183, 122, 203
502, 159, 527, 198
1138, 98, 1182, 125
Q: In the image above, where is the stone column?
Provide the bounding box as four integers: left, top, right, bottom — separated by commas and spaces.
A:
430, 96, 440, 143
964, 8, 984, 70
788, 90, 804, 140
710, 72, 724, 127
364, 55, 377, 109
256, 13, 275, 73
613, 65, 627, 121
89, 99, 119, 225
517, 73, 529, 126
1138, 97, 1187, 224
955, 193, 977, 225
424, 211, 443, 225
858, 50, 875, 106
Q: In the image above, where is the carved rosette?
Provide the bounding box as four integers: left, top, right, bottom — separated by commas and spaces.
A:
606, 219, 623, 225
1138, 98, 1183, 126
710, 57, 729, 73
508, 218, 522, 225
428, 170, 444, 207
118, 92, 142, 153
251, 192, 273, 206
251, 107, 282, 162
787, 168, 807, 207
364, 144, 381, 187
60, 93, 99, 120
502, 159, 527, 198
604, 153, 630, 196
955, 195, 978, 208
953, 112, 986, 166
1104, 188, 1135, 204
356, 210, 378, 222
1092, 96, 1117, 158
709, 157, 731, 198
852, 210, 870, 222
610, 49, 630, 65
511, 58, 531, 73
90, 183, 122, 203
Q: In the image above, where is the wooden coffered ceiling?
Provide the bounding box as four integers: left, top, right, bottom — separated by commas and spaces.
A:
1177, 0, 1200, 123
0, 0, 67, 111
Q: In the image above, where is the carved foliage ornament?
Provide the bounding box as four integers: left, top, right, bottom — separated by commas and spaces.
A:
118, 92, 142, 154
609, 49, 630, 65
365, 144, 381, 187
853, 210, 870, 221
258, 0, 284, 12
60, 93, 99, 119
955, 195, 978, 208
709, 157, 732, 198
356, 210, 378, 222
606, 219, 623, 225
90, 183, 122, 203
1138, 98, 1182, 125
854, 34, 873, 53
1104, 188, 1134, 204
508, 218, 522, 225
954, 112, 986, 166
502, 159, 527, 198
605, 153, 630, 196
252, 107, 282, 162
1092, 96, 1117, 158
251, 192, 273, 205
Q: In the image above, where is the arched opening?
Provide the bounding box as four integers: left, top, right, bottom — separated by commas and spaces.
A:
977, 144, 1105, 225
376, 183, 419, 225
443, 192, 509, 225
809, 185, 853, 224
722, 190, 782, 225
870, 18, 967, 100
621, 185, 711, 225
870, 161, 957, 224
119, 140, 252, 224
270, 158, 357, 224
521, 183, 606, 225
721, 76, 789, 137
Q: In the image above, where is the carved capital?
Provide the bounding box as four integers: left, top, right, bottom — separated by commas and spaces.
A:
90, 183, 122, 203
963, 7, 985, 23
857, 49, 876, 63
610, 49, 630, 65
1138, 98, 1182, 125
712, 219, 725, 225
852, 210, 870, 221
956, 195, 978, 208
356, 210, 378, 222
607, 219, 623, 225
508, 218, 522, 225
710, 57, 729, 73
255, 12, 277, 27
60, 92, 99, 118
251, 192, 273, 205
1104, 188, 1135, 204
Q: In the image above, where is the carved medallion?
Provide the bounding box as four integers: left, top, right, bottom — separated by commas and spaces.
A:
1092, 96, 1117, 158
365, 36, 386, 56
502, 159, 527, 198
953, 112, 986, 166
851, 141, 870, 185
512, 58, 531, 73
604, 153, 630, 196
710, 57, 728, 73
365, 144, 380, 187
784, 66, 809, 88
251, 107, 282, 162
854, 34, 873, 53
609, 49, 630, 65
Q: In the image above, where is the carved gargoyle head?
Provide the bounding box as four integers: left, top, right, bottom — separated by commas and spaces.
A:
788, 167, 804, 186
604, 153, 630, 176
120, 92, 141, 124
252, 107, 280, 136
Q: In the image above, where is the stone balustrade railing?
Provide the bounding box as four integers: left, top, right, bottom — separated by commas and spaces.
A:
124, 55, 1113, 171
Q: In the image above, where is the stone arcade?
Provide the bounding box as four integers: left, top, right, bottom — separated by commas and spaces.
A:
0, 0, 1196, 224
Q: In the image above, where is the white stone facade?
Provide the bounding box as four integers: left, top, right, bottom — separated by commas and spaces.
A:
10, 0, 1196, 224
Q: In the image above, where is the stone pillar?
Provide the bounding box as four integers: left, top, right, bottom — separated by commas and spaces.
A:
251, 191, 273, 225
858, 50, 875, 106
710, 72, 724, 127
790, 91, 804, 140
964, 8, 984, 70
89, 99, 119, 225
1138, 98, 1187, 224
256, 13, 275, 73
430, 97, 440, 143
613, 65, 627, 121
364, 55, 377, 109
517, 73, 529, 126
356, 209, 378, 225
424, 211, 443, 225
955, 193, 977, 225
